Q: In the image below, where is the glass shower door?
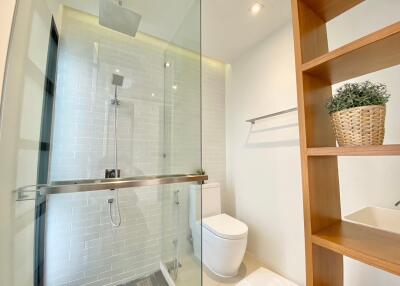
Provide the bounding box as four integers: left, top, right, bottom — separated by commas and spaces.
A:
161, 0, 202, 284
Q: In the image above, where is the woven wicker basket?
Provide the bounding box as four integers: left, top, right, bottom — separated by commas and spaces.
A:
330, 105, 386, 147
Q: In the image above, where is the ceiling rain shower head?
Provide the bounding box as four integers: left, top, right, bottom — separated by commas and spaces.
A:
99, 0, 142, 37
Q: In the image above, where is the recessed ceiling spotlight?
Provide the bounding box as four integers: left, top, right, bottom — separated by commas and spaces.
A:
250, 2, 263, 15
115, 69, 120, 73
151, 93, 155, 97
172, 84, 178, 90
165, 62, 171, 68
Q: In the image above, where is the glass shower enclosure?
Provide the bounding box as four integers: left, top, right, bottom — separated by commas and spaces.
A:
0, 1, 203, 286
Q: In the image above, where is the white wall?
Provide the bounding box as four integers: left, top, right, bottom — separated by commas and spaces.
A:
226, 23, 305, 285
0, 0, 15, 100
226, 1, 400, 285
0, 6, 16, 280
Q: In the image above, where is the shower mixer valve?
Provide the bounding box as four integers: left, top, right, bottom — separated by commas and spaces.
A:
110, 98, 121, 105
105, 169, 121, 179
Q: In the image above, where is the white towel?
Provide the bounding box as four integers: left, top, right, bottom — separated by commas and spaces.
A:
236, 267, 298, 286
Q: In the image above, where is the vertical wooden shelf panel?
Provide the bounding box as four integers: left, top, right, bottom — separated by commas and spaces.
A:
292, 1, 343, 285
312, 244, 344, 285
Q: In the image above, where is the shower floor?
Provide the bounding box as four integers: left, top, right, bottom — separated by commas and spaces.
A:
119, 271, 169, 286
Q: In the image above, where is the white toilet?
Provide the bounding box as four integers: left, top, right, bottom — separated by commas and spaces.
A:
189, 183, 248, 277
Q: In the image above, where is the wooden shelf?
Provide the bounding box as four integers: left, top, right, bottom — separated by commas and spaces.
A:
307, 144, 400, 156
313, 221, 400, 276
302, 22, 400, 84
301, 0, 364, 22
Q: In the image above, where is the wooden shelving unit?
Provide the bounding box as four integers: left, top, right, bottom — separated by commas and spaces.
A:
291, 0, 400, 285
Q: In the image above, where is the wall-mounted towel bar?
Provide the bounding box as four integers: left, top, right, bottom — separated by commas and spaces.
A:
246, 107, 298, 124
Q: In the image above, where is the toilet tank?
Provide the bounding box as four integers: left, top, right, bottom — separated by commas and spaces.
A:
189, 183, 222, 225
201, 183, 222, 217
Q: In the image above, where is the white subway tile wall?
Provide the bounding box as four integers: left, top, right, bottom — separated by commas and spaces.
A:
202, 60, 226, 197
46, 7, 226, 286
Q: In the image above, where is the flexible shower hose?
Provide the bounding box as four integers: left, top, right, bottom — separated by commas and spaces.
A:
109, 85, 122, 227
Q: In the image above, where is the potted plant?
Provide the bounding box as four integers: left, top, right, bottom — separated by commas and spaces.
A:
326, 81, 390, 146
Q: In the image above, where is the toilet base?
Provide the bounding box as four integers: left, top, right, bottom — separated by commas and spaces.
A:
204, 263, 239, 278
192, 225, 247, 278
202, 225, 247, 278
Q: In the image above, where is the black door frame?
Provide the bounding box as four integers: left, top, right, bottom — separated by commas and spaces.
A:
35, 17, 59, 286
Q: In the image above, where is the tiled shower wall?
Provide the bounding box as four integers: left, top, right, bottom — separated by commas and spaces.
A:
50, 9, 166, 181
46, 6, 226, 286
47, 7, 169, 286
202, 60, 226, 199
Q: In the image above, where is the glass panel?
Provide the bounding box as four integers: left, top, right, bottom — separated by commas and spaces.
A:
0, 0, 202, 285
161, 1, 202, 284
160, 183, 202, 286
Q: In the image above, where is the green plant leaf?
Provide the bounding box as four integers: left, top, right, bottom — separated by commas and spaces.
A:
326, 81, 390, 114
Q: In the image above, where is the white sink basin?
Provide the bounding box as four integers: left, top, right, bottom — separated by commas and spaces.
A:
344, 207, 400, 235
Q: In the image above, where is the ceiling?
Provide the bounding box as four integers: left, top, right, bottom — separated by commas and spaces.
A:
202, 0, 292, 62
51, 0, 292, 63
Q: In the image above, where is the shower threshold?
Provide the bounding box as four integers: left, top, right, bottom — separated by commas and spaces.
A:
119, 270, 169, 286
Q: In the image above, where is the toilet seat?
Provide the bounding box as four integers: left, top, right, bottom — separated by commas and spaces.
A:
202, 214, 248, 240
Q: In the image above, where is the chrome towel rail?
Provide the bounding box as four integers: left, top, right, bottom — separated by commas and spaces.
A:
247, 107, 298, 124
15, 174, 208, 198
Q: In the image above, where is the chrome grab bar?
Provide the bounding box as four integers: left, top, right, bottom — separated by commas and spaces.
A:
14, 174, 208, 198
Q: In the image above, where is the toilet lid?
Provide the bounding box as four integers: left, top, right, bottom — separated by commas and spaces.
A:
202, 214, 248, 240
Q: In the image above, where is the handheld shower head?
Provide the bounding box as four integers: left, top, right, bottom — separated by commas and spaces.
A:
99, 0, 142, 37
